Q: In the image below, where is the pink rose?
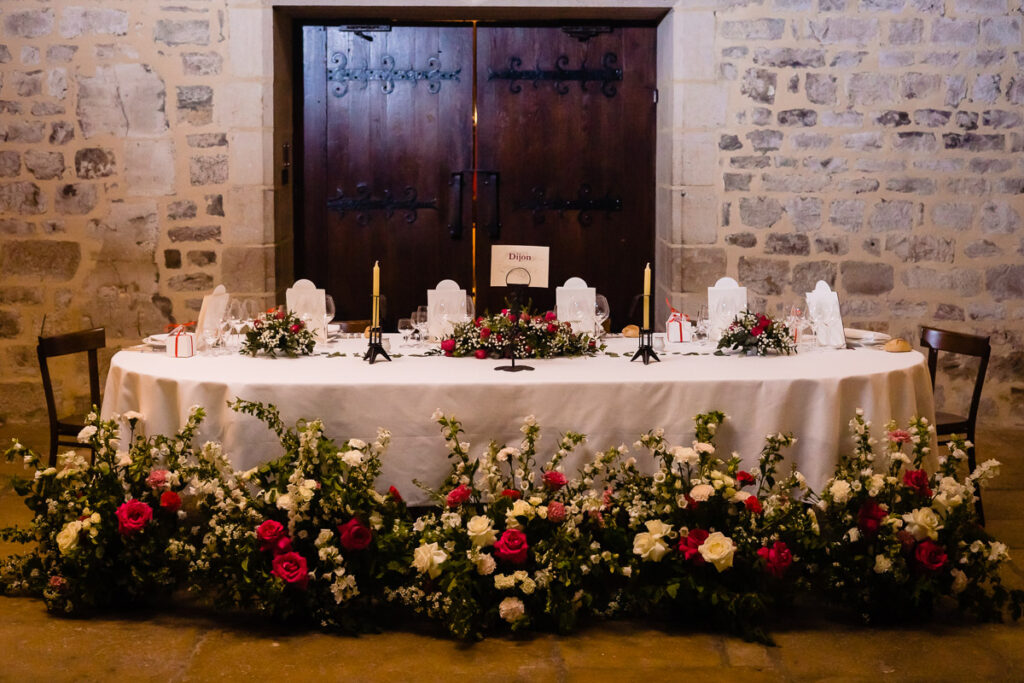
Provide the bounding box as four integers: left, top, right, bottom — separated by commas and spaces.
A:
494, 529, 529, 564
544, 311, 557, 321
145, 469, 170, 489
757, 541, 793, 578
902, 469, 933, 498
271, 551, 309, 589
446, 484, 472, 508
441, 339, 456, 353
678, 528, 709, 564
547, 501, 566, 523
888, 429, 912, 444
915, 540, 947, 572
160, 490, 182, 513
115, 500, 153, 536
542, 470, 567, 491
256, 519, 287, 552
520, 312, 531, 322
289, 323, 303, 333
475, 349, 488, 359
338, 518, 373, 551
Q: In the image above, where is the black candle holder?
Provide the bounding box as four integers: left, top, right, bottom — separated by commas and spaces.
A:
631, 328, 660, 365
363, 326, 391, 364
495, 283, 534, 372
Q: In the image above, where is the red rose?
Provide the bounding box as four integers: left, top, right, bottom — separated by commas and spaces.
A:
289, 323, 302, 333
271, 551, 309, 589
547, 501, 566, 523
751, 326, 764, 337
275, 310, 286, 320
495, 334, 503, 342
475, 316, 484, 327
546, 322, 558, 333
446, 484, 472, 508
524, 345, 533, 355
542, 470, 567, 491
160, 490, 182, 513
501, 489, 521, 500
507, 313, 517, 323
736, 471, 755, 486
903, 469, 933, 498
758, 314, 770, 328
678, 528, 709, 564
493, 528, 529, 564
480, 327, 491, 339
914, 540, 948, 572
273, 536, 293, 555
115, 500, 153, 536
48, 575, 68, 593
256, 519, 287, 552
441, 339, 456, 353
857, 499, 888, 536
253, 319, 263, 329
500, 309, 509, 315
588, 339, 596, 348
544, 310, 557, 321
757, 541, 793, 578
520, 312, 531, 322
338, 517, 373, 551
475, 348, 488, 359
389, 485, 403, 502
744, 496, 763, 514
685, 494, 699, 511
897, 529, 916, 553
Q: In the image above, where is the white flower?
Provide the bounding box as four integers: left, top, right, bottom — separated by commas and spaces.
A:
867, 473, 886, 497
123, 411, 143, 423
950, 568, 968, 593
670, 446, 699, 466
77, 425, 97, 443
903, 507, 942, 541
632, 520, 673, 562
520, 577, 536, 595
509, 499, 535, 520
689, 484, 714, 502
411, 542, 447, 579
694, 442, 714, 454
873, 554, 893, 574
56, 520, 82, 555
730, 491, 752, 504
498, 596, 525, 623
342, 450, 362, 467
475, 553, 496, 576
347, 438, 366, 450
494, 573, 515, 590
989, 541, 1009, 563
828, 479, 852, 504
276, 493, 295, 512
698, 532, 736, 572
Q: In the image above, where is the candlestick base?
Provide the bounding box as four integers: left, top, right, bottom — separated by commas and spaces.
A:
631, 329, 660, 365
363, 328, 392, 364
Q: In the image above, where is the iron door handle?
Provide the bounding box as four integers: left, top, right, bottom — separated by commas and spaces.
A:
447, 171, 464, 239
479, 170, 501, 239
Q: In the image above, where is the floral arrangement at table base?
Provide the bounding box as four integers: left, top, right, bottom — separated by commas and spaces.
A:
440, 309, 599, 359
2, 404, 1020, 642
240, 309, 316, 358
716, 310, 795, 356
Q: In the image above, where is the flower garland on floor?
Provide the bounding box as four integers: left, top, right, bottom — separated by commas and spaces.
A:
241, 309, 316, 358
1, 404, 1020, 642
440, 309, 599, 359
716, 310, 795, 356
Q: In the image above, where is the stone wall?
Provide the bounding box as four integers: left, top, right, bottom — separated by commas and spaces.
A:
0, 0, 1021, 427
663, 0, 1024, 423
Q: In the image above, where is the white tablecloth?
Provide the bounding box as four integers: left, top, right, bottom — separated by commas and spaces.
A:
102, 337, 935, 504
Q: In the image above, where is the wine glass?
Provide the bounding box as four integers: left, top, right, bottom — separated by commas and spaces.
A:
413, 306, 429, 346
201, 324, 221, 355
437, 301, 451, 337
397, 317, 414, 347
466, 294, 475, 322
694, 304, 709, 344
594, 294, 610, 339
324, 294, 336, 329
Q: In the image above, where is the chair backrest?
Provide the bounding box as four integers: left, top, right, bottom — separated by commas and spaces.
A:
337, 319, 371, 334
919, 326, 990, 427
37, 328, 106, 427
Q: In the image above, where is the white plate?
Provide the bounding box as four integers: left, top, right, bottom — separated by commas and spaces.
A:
844, 328, 891, 344
142, 333, 170, 347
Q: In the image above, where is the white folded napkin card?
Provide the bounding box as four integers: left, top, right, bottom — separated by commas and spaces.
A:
708, 277, 747, 341
555, 277, 596, 334
427, 279, 467, 339
195, 284, 229, 349
806, 281, 846, 349
286, 279, 327, 343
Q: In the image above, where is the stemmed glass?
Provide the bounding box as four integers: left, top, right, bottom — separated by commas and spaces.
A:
397, 318, 414, 347
225, 299, 244, 350
594, 295, 610, 339
466, 294, 475, 322
694, 304, 710, 348
325, 294, 336, 330
202, 324, 221, 355
412, 306, 429, 346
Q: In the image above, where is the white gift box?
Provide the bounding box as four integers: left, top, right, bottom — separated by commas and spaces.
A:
666, 312, 692, 343
165, 329, 196, 358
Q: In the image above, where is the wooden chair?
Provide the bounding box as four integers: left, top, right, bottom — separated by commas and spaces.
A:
337, 319, 371, 334
37, 327, 105, 467
920, 326, 990, 524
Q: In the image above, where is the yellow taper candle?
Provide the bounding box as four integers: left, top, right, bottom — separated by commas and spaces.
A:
643, 262, 651, 330
372, 260, 380, 328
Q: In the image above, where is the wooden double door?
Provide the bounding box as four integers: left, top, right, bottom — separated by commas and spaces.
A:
298, 23, 655, 329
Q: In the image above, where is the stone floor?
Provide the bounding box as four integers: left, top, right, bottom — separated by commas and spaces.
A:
1, 421, 1022, 682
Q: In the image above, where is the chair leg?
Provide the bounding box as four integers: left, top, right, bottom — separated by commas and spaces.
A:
48, 432, 58, 469
966, 442, 985, 526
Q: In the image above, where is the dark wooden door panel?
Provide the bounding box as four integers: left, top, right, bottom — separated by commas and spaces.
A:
475, 26, 656, 326
300, 25, 473, 328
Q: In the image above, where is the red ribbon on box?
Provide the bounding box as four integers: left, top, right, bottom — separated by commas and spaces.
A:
168, 325, 194, 358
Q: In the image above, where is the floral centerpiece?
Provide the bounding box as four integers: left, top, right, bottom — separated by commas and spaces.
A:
440, 309, 599, 359
241, 308, 316, 358
716, 310, 795, 356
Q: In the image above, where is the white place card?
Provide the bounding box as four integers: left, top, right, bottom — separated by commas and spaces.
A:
490, 245, 549, 288
195, 284, 229, 349
708, 277, 747, 341
427, 279, 468, 339
555, 277, 596, 333
286, 279, 328, 343
806, 280, 846, 349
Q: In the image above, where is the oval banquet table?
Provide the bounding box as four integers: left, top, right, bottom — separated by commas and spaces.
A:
102, 336, 935, 505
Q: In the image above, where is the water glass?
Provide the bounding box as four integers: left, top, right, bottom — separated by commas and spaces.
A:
397, 318, 414, 347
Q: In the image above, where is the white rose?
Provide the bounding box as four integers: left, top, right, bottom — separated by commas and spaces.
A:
671, 446, 699, 466
56, 520, 82, 555
466, 515, 497, 548
77, 425, 97, 443
950, 568, 968, 593
903, 507, 942, 541
698, 532, 736, 572
874, 554, 893, 574
867, 473, 886, 497
989, 541, 1009, 562
276, 493, 295, 512
509, 499, 535, 519
520, 577, 536, 595
342, 450, 362, 467
475, 553, 496, 576
347, 438, 366, 450
689, 484, 714, 502
730, 491, 753, 504
633, 519, 673, 563
411, 542, 447, 579
494, 573, 515, 590
828, 479, 852, 504
498, 596, 525, 623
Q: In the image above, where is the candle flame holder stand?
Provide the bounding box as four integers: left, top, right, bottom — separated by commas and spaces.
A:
363, 294, 391, 364
495, 279, 534, 373
631, 294, 659, 364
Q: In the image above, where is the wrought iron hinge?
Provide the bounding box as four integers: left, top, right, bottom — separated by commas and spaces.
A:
561, 25, 612, 42
653, 88, 658, 104
338, 25, 391, 41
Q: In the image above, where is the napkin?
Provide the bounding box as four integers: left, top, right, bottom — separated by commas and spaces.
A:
195, 284, 229, 349
806, 281, 846, 349
286, 279, 328, 343
427, 279, 468, 339
708, 277, 747, 341
556, 277, 596, 334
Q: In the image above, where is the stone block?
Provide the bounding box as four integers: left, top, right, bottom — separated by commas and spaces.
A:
0, 151, 19, 177
965, 239, 1001, 257
190, 155, 229, 186
900, 73, 940, 99
802, 157, 847, 173
932, 19, 979, 45
946, 75, 968, 106
681, 247, 727, 293
967, 302, 1005, 319
725, 232, 757, 247
24, 151, 64, 180
954, 0, 1007, 12
913, 109, 951, 127
87, 201, 158, 264
837, 178, 880, 193
792, 261, 837, 293
956, 111, 980, 130
746, 130, 783, 151
870, 200, 918, 232
968, 158, 1012, 174
75, 67, 126, 138
902, 266, 982, 294
885, 234, 955, 262
741, 68, 776, 104
168, 200, 197, 220
674, 132, 716, 186
125, 140, 175, 196
154, 20, 210, 46
981, 17, 1022, 46
862, 0, 905, 9
0, 309, 20, 338
205, 194, 224, 217
934, 303, 965, 321
765, 233, 810, 255
752, 108, 773, 125
972, 74, 1002, 103
1009, 77, 1024, 105
814, 235, 848, 254
0, 182, 45, 214
922, 51, 960, 66
675, 11, 716, 80
847, 73, 898, 105
946, 178, 990, 194
168, 225, 221, 243
980, 202, 1021, 234
3, 9, 54, 38
724, 173, 751, 191
1, 240, 80, 280
843, 132, 885, 150
55, 183, 97, 215
2, 120, 46, 143
721, 19, 785, 40
60, 8, 128, 38
187, 133, 228, 148
970, 49, 1006, 67
916, 159, 964, 172
932, 203, 975, 230
49, 121, 74, 145
890, 18, 923, 44
32, 102, 65, 117
719, 135, 742, 151
0, 286, 42, 305
784, 197, 823, 232
47, 45, 77, 62
0, 219, 33, 235
986, 265, 1024, 300
753, 48, 825, 67
168, 273, 215, 292
885, 177, 936, 194
11, 70, 43, 97
223, 246, 274, 292
739, 197, 783, 228
738, 257, 789, 295
879, 51, 915, 68
74, 148, 115, 179
841, 261, 893, 294
809, 18, 878, 45
187, 250, 217, 267
856, 158, 905, 172
182, 52, 222, 76
830, 51, 867, 66
943, 133, 1005, 151
995, 177, 1024, 193
730, 155, 771, 169
830, 199, 866, 231
792, 132, 832, 148
778, 109, 817, 126
678, 187, 718, 245
875, 111, 910, 127
165, 249, 182, 269
177, 85, 214, 126
982, 110, 1022, 128
805, 74, 837, 104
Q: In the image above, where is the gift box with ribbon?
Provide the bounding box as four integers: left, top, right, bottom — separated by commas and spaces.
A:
665, 300, 692, 343
165, 325, 196, 358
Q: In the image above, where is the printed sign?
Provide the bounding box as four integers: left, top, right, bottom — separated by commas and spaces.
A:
490, 245, 550, 288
